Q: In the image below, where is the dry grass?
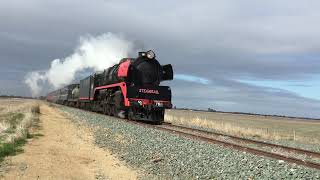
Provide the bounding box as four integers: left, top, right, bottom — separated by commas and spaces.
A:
0, 99, 41, 160
0, 99, 40, 144
165, 109, 320, 144
166, 115, 284, 140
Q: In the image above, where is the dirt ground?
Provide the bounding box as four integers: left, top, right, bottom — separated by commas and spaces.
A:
0, 104, 138, 180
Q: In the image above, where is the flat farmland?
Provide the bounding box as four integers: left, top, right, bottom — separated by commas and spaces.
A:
165, 109, 320, 145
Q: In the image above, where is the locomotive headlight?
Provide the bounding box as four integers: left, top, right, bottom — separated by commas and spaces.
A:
146, 50, 155, 59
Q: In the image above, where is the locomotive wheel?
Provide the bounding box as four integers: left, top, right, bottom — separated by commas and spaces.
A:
128, 109, 134, 120
114, 91, 124, 109
103, 104, 108, 115
108, 105, 114, 116
112, 105, 118, 117
106, 104, 112, 116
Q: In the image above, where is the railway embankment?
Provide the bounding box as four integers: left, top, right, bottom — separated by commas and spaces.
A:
59, 105, 320, 179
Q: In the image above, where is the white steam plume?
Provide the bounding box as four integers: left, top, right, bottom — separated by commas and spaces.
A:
24, 71, 47, 97
25, 33, 134, 97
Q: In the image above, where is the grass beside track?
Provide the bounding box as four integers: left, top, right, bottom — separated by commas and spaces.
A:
0, 99, 40, 161
165, 109, 320, 144
0, 138, 27, 161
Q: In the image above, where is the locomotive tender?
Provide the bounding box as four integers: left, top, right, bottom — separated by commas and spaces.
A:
47, 50, 173, 123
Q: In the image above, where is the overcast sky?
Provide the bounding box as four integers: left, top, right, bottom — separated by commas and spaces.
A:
1, 0, 320, 118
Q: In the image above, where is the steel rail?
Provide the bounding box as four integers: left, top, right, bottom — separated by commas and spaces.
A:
162, 123, 320, 159
154, 125, 320, 170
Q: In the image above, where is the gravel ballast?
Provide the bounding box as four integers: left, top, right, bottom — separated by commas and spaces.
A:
59, 106, 320, 179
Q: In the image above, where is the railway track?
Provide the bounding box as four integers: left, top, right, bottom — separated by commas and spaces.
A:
155, 123, 320, 170
161, 122, 320, 159
55, 103, 320, 170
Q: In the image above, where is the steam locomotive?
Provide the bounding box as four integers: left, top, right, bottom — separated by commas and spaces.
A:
47, 50, 173, 124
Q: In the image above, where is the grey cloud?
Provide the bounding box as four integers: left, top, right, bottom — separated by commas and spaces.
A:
1, 0, 320, 117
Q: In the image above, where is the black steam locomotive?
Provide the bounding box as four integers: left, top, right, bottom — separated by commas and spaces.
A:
47, 50, 173, 123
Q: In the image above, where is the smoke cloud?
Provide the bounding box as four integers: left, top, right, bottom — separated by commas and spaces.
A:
175, 74, 211, 85
24, 33, 134, 97
24, 32, 210, 97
